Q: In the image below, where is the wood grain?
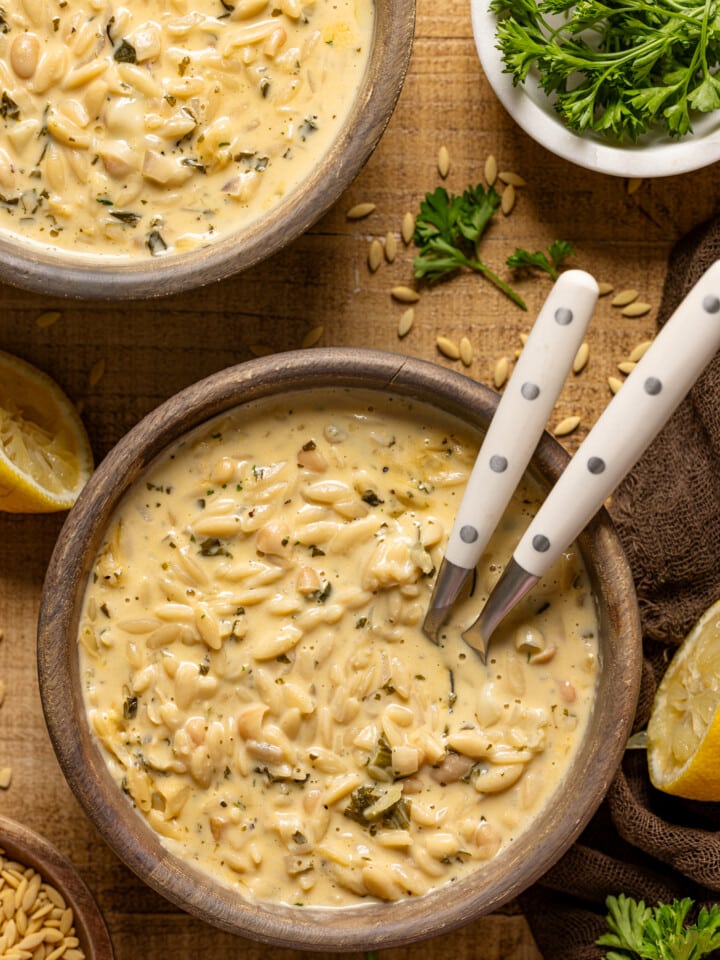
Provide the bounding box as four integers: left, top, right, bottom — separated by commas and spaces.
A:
0, 0, 715, 955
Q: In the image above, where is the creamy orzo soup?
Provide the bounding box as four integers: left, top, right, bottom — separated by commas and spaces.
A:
0, 0, 373, 256
79, 389, 599, 906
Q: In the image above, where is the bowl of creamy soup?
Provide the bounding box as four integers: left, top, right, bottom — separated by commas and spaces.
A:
38, 347, 642, 949
0, 0, 413, 298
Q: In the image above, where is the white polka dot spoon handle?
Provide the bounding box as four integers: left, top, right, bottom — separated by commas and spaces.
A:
463, 257, 720, 659
422, 269, 598, 642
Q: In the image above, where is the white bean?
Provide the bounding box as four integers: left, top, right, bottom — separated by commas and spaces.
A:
10, 34, 40, 78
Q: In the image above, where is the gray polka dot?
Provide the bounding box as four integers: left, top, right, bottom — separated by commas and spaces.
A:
489, 455, 508, 473
460, 525, 478, 544
532, 534, 550, 553
644, 377, 662, 396
554, 307, 573, 326
587, 456, 605, 475
521, 382, 540, 400
703, 294, 720, 314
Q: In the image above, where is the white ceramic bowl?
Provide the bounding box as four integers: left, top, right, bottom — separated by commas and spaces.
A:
0, 0, 414, 300
38, 348, 642, 950
471, 0, 720, 178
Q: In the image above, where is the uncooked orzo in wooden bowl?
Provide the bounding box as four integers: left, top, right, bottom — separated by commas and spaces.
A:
38, 348, 641, 950
0, 814, 113, 960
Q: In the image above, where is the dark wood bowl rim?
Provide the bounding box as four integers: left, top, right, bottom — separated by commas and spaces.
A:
37, 347, 642, 950
0, 0, 415, 300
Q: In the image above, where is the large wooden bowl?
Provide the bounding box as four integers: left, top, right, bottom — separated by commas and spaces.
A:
0, 814, 114, 959
0, 1, 414, 300
37, 348, 642, 950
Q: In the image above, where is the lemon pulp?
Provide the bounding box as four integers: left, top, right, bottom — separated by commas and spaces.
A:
0, 350, 93, 513
647, 598, 720, 800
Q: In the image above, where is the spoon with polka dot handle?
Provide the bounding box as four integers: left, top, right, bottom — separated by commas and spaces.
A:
422, 269, 599, 643
463, 257, 720, 662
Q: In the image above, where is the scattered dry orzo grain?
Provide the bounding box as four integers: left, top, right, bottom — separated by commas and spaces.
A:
0, 768, 11, 789
35, 311, 61, 329
397, 308, 415, 339
608, 376, 623, 395
572, 341, 589, 374
367, 238, 383, 273
301, 325, 324, 348
498, 170, 526, 187
390, 285, 420, 303
87, 358, 105, 388
501, 183, 516, 216
346, 202, 376, 220
621, 301, 652, 318
484, 154, 498, 186
459, 336, 473, 367
436, 336, 460, 360
628, 339, 652, 362
249, 343, 274, 357
617, 360, 636, 375
519, 332, 528, 346
493, 356, 509, 388
438, 145, 450, 179
384, 232, 397, 264
597, 282, 614, 296
627, 177, 642, 195
401, 212, 415, 246
553, 415, 581, 437
611, 288, 638, 307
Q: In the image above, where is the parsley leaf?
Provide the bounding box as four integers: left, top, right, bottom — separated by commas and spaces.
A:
113, 39, 137, 63
597, 894, 720, 960
491, 0, 720, 141
413, 184, 527, 310
506, 240, 574, 280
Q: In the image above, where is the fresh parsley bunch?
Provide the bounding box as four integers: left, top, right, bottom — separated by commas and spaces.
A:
598, 894, 720, 960
491, 0, 720, 140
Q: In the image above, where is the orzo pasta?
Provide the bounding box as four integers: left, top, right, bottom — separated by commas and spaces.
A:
0, 0, 373, 256
78, 389, 599, 906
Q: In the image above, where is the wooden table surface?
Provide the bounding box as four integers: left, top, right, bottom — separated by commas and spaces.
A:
1, 0, 718, 956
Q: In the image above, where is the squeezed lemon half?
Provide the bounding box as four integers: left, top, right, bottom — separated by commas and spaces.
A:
647, 598, 720, 800
0, 350, 93, 513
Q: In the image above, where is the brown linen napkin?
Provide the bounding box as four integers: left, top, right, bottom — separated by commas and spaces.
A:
519, 215, 720, 958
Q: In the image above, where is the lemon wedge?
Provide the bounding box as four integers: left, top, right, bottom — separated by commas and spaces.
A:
0, 350, 93, 513
647, 598, 720, 800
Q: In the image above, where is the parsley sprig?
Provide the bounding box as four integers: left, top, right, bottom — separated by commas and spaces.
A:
597, 894, 720, 960
491, 0, 720, 141
506, 240, 575, 280
412, 184, 528, 310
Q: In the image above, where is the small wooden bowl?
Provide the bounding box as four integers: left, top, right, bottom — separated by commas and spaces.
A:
0, 814, 113, 960
0, 0, 415, 300
38, 347, 642, 951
